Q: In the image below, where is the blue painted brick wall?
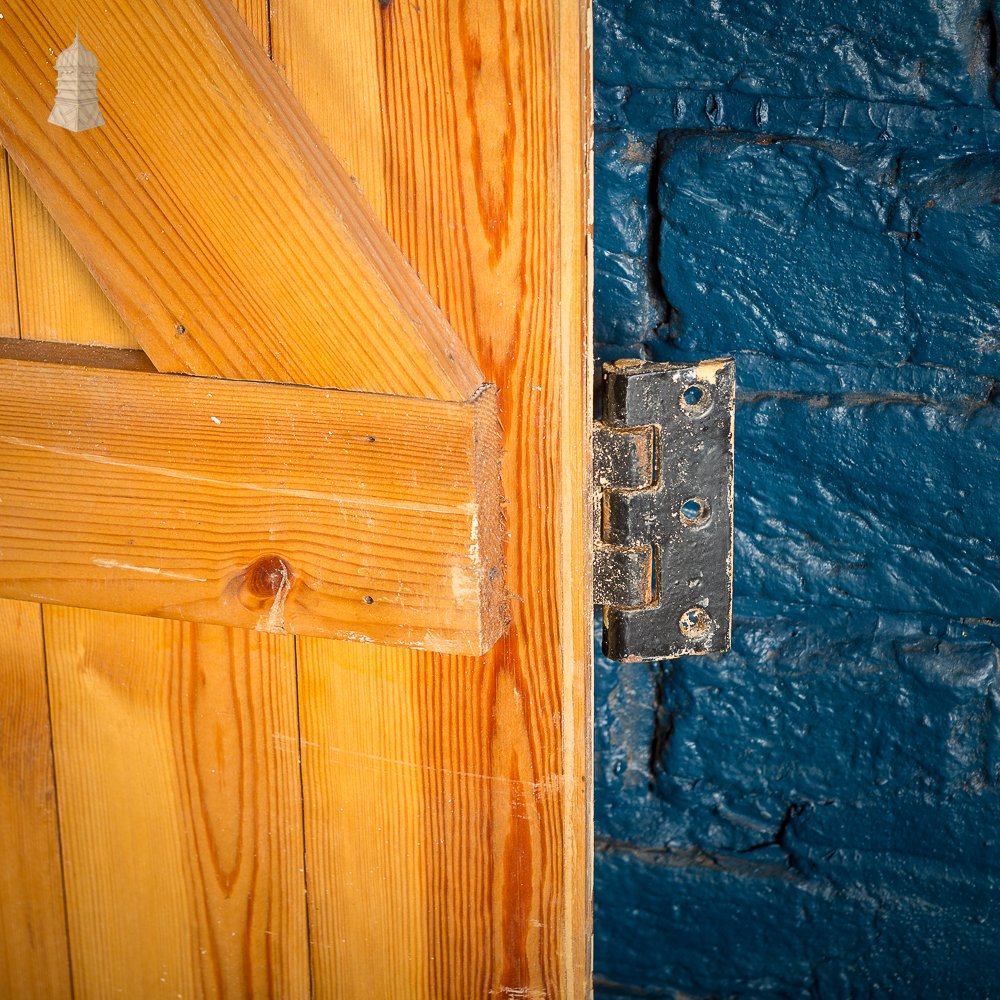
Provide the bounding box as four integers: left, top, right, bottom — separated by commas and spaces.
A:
593, 2, 1000, 996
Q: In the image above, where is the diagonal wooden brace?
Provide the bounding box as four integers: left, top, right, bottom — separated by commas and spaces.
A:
0, 0, 480, 399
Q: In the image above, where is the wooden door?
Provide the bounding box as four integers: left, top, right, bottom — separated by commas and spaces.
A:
0, 1, 592, 998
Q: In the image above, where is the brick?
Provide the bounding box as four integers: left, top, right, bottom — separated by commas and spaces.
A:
595, 247, 659, 347
595, 841, 1000, 998
658, 136, 1000, 378
595, 130, 653, 258
595, 0, 999, 109
736, 399, 1000, 617
597, 611, 1000, 853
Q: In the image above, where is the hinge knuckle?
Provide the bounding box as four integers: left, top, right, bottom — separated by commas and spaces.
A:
593, 358, 735, 662
593, 545, 653, 608
593, 424, 655, 490
603, 490, 651, 547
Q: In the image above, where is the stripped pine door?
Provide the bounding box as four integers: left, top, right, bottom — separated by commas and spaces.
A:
0, 1, 592, 997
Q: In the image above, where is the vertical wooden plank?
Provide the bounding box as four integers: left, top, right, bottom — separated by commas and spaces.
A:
273, 0, 593, 995
8, 164, 137, 348
231, 0, 272, 52
0, 599, 72, 1000
18, 6, 313, 996
296, 642, 431, 996
44, 607, 311, 999
269, 2, 387, 219
0, 14, 127, 998
0, 151, 18, 339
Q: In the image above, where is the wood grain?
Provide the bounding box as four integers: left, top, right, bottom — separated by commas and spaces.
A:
0, 599, 72, 1000
7, 160, 136, 348
231, 0, 272, 53
3, 6, 312, 999
271, 0, 594, 995
270, 3, 386, 220
0, 351, 507, 653
0, 151, 17, 339
44, 606, 310, 999
297, 640, 433, 997
0, 0, 481, 399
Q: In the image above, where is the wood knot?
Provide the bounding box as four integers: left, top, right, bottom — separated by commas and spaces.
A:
236, 555, 294, 610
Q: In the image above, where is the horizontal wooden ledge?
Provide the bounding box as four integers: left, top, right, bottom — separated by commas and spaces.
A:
0, 344, 508, 655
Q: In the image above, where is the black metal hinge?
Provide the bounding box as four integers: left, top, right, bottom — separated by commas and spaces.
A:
594, 358, 735, 662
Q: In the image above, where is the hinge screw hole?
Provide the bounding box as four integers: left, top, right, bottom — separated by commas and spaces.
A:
679, 383, 713, 417
679, 497, 711, 526
679, 607, 712, 639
